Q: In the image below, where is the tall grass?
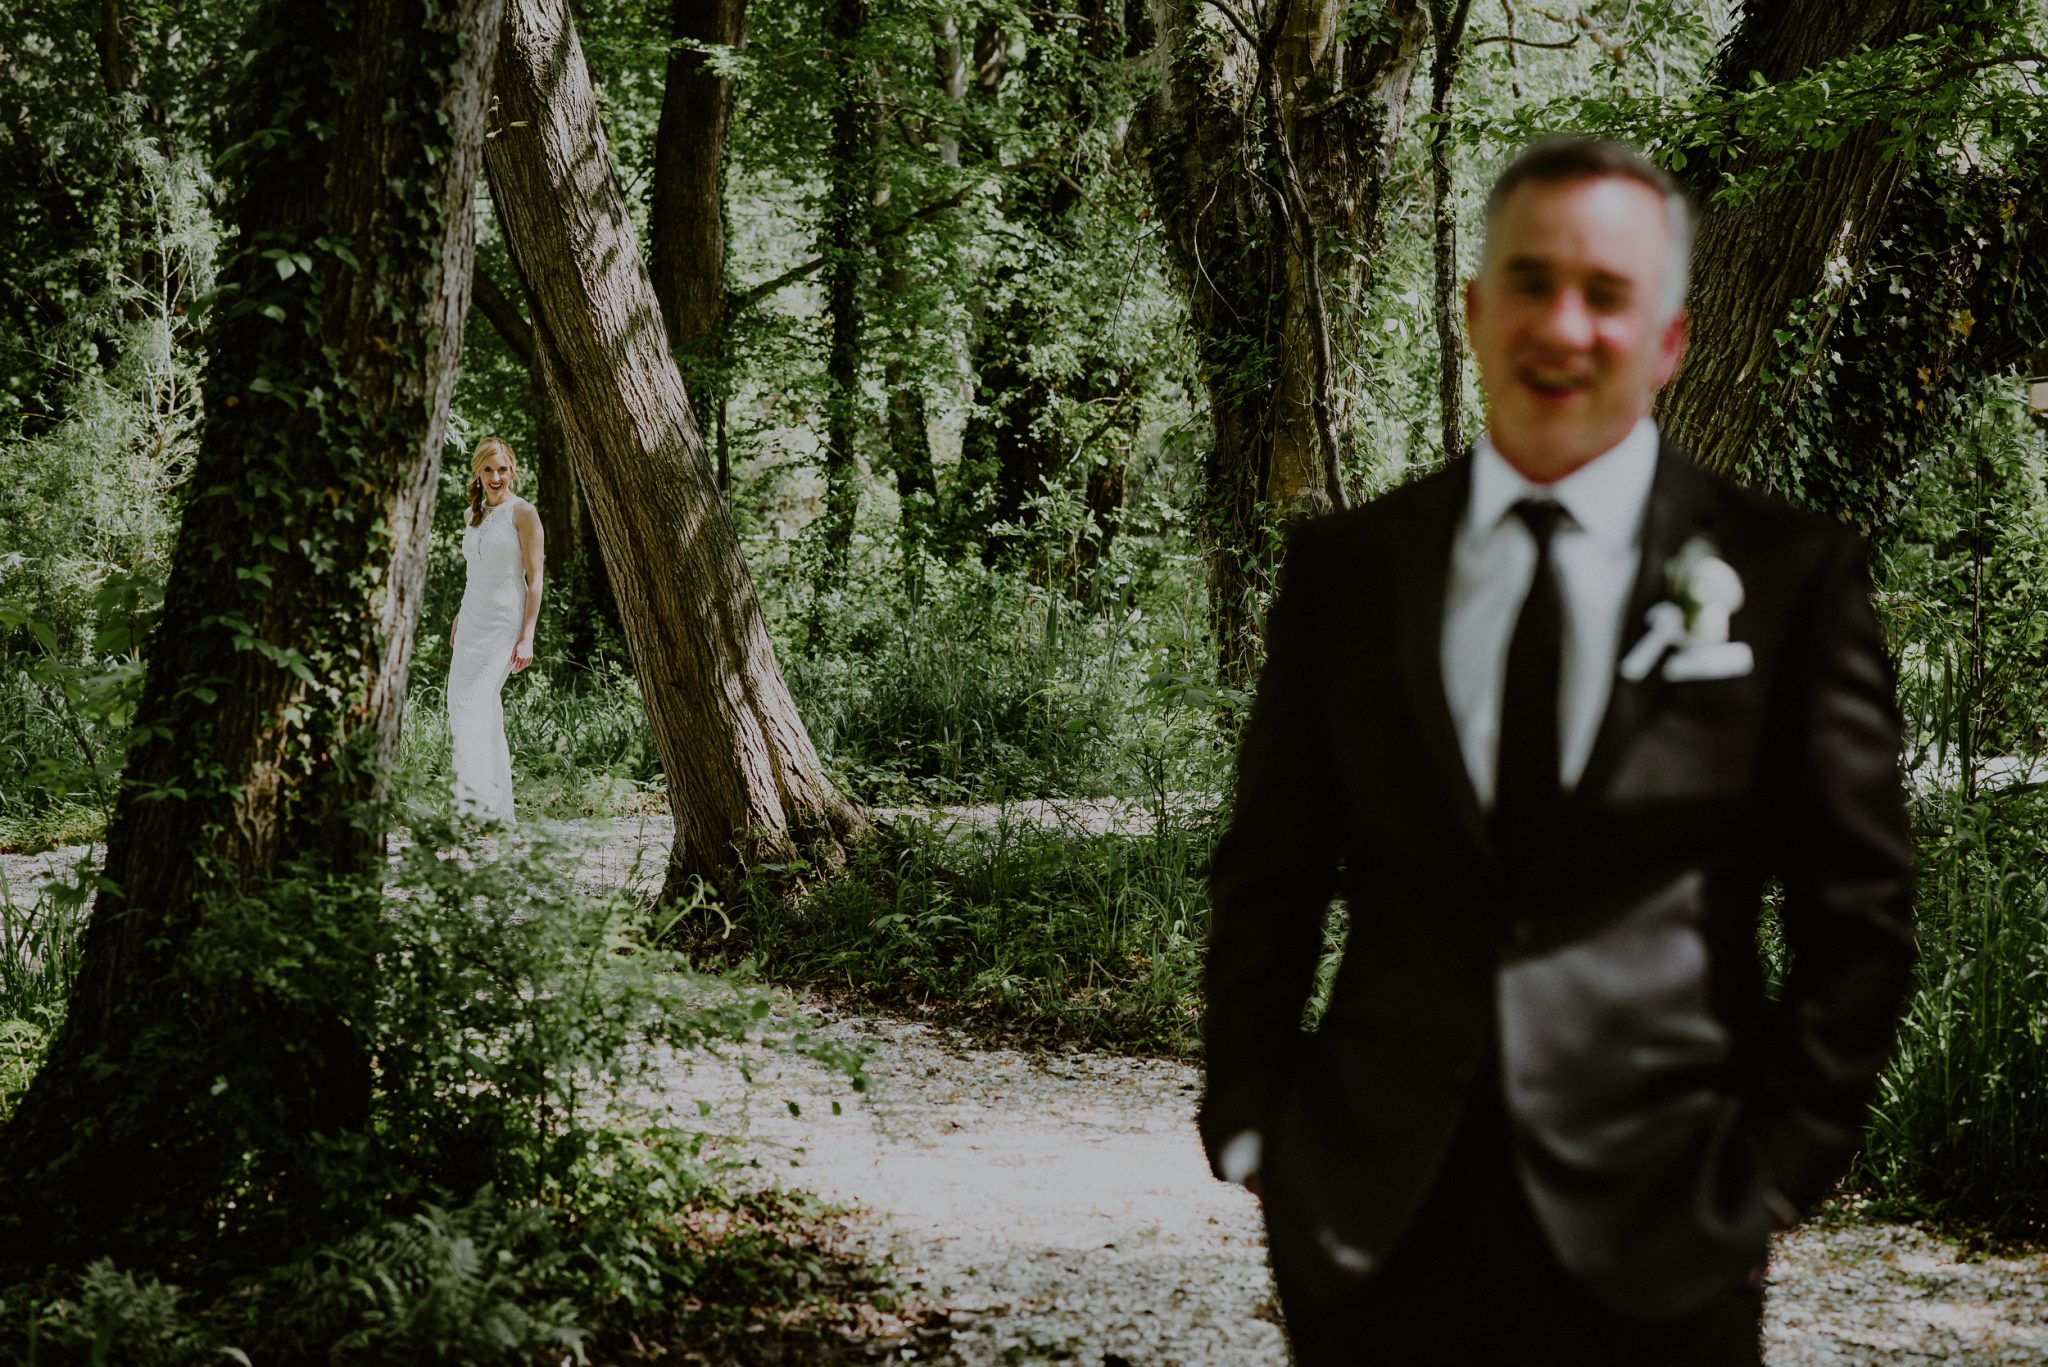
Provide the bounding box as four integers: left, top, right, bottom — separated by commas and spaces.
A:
1856, 787, 2048, 1235
706, 806, 1219, 1055
0, 862, 91, 1123
0, 661, 123, 853
396, 658, 663, 819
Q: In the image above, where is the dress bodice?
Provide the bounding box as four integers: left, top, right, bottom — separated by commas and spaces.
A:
462, 498, 526, 589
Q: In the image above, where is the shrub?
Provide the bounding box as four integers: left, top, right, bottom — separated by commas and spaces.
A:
265, 1191, 585, 1364
1, 818, 868, 1354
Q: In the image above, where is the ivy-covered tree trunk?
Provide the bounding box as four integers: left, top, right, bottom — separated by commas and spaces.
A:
485, 0, 865, 896
1658, 0, 1932, 477
1137, 0, 1427, 684
1797, 153, 2048, 530
0, 0, 502, 1264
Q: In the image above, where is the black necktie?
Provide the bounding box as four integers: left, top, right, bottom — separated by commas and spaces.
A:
1494, 500, 1566, 882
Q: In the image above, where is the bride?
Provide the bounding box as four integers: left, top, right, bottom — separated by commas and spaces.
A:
448, 435, 544, 822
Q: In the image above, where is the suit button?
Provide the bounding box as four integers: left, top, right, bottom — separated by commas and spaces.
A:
1452, 1057, 1480, 1083
1510, 921, 1537, 950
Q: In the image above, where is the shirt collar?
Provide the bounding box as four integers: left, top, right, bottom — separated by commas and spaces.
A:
1468, 417, 1659, 551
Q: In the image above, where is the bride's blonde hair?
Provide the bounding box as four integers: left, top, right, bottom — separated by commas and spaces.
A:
467, 436, 517, 526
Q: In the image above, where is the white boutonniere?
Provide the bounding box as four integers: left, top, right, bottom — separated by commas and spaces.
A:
1618, 535, 1755, 682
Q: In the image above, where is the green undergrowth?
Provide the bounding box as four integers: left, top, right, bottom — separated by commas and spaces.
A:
1853, 784, 2048, 1239
1, 1186, 938, 1366
0, 821, 904, 1363
692, 808, 1220, 1057
774, 546, 1230, 808
397, 658, 666, 823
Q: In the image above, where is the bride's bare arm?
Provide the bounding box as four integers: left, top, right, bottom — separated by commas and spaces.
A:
511, 501, 545, 672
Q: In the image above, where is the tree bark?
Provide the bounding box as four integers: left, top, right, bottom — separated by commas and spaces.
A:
1426, 0, 1474, 463
1136, 0, 1427, 684
1658, 0, 1933, 477
0, 0, 502, 1263
818, 0, 872, 583
485, 0, 865, 896
650, 0, 746, 355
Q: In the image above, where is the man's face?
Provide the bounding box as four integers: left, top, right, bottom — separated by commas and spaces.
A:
1464, 174, 1688, 482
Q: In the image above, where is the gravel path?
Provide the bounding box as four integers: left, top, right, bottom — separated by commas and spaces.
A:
678, 1008, 2048, 1367
9, 824, 2046, 1364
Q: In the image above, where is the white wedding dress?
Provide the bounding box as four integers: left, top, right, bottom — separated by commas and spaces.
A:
448, 497, 526, 822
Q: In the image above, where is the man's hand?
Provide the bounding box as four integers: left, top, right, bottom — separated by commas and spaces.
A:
449, 615, 459, 645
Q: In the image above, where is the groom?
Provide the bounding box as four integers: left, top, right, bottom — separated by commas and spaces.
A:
1201, 137, 1916, 1364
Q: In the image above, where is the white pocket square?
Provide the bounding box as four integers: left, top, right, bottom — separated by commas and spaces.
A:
1661, 641, 1754, 682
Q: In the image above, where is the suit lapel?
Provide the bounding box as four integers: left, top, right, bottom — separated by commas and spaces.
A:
1549, 439, 1718, 862
1391, 457, 1500, 880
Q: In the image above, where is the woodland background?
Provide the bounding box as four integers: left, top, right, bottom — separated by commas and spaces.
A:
0, 0, 2045, 1359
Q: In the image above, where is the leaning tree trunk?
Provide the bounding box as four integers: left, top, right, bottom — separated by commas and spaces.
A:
1658, 0, 1933, 477
1137, 0, 1427, 685
485, 0, 864, 897
0, 0, 501, 1265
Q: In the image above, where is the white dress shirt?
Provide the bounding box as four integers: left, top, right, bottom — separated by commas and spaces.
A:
1443, 418, 1658, 807
1217, 419, 1660, 1189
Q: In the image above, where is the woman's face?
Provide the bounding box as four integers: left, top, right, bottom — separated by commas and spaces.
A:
476, 452, 514, 504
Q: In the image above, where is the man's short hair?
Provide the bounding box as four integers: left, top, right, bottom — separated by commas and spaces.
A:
1482, 135, 1696, 319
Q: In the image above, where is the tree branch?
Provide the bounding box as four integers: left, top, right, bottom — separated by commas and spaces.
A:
1200, 0, 1262, 53
727, 185, 974, 318
1470, 32, 1578, 50
470, 263, 535, 367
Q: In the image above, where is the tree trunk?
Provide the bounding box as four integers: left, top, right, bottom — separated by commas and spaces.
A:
882, 346, 939, 555
874, 26, 953, 562
1658, 0, 1933, 477
818, 0, 872, 583
1426, 0, 1474, 462
650, 0, 746, 355
1137, 0, 1427, 685
0, 0, 501, 1264
471, 257, 619, 651
967, 332, 1062, 566
961, 1, 1137, 571
485, 0, 865, 897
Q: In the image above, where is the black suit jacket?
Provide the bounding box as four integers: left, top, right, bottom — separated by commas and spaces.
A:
1201, 441, 1916, 1317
